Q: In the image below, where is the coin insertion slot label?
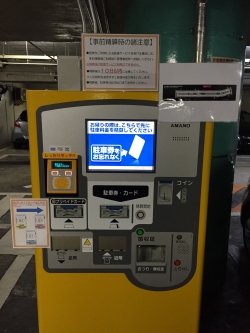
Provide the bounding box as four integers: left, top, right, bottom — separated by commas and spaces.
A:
100, 205, 129, 218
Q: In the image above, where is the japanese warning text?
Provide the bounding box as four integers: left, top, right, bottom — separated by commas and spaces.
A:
82, 34, 159, 91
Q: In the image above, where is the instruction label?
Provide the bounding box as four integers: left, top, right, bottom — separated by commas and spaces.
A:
82, 34, 159, 91
10, 199, 50, 248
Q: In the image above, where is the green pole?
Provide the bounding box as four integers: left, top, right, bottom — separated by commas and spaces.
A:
202, 0, 249, 295
124, 0, 249, 295
124, 0, 197, 63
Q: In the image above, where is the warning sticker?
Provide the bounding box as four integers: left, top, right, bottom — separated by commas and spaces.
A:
82, 238, 93, 252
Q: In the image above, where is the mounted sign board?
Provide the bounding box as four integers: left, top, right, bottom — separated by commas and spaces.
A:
10, 198, 50, 248
158, 62, 242, 122
82, 34, 159, 91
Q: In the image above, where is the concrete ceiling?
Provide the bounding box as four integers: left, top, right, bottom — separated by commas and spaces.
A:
0, 0, 249, 52
0, 0, 249, 87
0, 0, 128, 86
0, 0, 127, 42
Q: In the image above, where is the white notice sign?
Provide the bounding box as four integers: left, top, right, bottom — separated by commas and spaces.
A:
82, 34, 159, 91
10, 199, 50, 248
158, 63, 242, 122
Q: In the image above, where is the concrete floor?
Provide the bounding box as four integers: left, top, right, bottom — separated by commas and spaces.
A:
0, 144, 250, 333
0, 144, 30, 193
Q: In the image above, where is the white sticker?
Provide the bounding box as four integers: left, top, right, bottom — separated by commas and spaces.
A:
82, 238, 93, 252
16, 215, 27, 229
26, 230, 37, 245
10, 199, 50, 248
49, 146, 71, 152
158, 63, 242, 122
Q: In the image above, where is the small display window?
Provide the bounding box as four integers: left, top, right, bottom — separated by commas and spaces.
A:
52, 161, 72, 169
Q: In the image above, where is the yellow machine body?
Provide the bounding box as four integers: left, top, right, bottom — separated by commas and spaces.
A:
27, 91, 213, 333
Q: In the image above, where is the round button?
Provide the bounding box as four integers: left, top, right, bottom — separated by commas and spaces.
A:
53, 177, 71, 190
136, 210, 146, 220
174, 260, 181, 266
136, 229, 144, 236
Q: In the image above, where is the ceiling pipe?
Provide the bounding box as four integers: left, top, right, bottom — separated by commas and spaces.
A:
0, 55, 57, 60
0, 62, 57, 66
102, 0, 110, 33
196, 0, 207, 63
28, 41, 57, 63
92, 0, 103, 33
88, 0, 98, 33
77, 0, 87, 33
83, 0, 94, 31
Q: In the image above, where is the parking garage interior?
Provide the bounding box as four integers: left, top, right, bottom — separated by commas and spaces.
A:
1, 1, 250, 332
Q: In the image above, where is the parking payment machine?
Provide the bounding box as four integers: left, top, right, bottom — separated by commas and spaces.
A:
27, 91, 212, 333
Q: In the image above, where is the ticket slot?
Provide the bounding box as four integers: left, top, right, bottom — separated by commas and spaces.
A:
100, 205, 129, 218
54, 205, 83, 218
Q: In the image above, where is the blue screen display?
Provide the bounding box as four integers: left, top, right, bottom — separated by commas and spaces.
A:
86, 120, 156, 172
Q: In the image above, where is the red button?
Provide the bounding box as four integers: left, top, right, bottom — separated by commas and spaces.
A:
174, 260, 181, 266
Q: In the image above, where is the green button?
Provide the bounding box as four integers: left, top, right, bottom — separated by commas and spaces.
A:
136, 229, 144, 236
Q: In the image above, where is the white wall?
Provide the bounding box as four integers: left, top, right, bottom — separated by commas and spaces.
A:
0, 86, 26, 146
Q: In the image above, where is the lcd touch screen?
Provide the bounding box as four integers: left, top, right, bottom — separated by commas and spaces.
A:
86, 120, 156, 172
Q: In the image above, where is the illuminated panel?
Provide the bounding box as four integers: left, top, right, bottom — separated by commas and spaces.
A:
86, 120, 156, 172
52, 161, 72, 169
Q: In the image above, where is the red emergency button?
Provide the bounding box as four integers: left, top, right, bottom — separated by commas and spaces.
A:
174, 260, 181, 266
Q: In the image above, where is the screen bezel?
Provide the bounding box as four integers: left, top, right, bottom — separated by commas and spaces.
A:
85, 119, 157, 173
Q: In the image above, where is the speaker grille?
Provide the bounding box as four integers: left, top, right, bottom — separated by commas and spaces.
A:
173, 137, 190, 141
